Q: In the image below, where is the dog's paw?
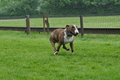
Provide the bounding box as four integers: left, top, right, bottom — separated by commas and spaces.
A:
70, 51, 74, 54
54, 51, 58, 55
66, 48, 70, 51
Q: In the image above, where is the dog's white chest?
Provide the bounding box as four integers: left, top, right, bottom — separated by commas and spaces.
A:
64, 33, 74, 44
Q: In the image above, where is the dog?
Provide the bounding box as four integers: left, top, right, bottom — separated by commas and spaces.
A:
50, 25, 79, 55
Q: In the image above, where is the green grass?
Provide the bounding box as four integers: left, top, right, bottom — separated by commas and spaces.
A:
0, 19, 26, 27
0, 30, 120, 80
0, 16, 120, 28
84, 16, 120, 28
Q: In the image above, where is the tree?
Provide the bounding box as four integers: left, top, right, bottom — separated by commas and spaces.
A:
40, 0, 120, 15
40, 0, 86, 15
0, 0, 120, 16
0, 0, 40, 16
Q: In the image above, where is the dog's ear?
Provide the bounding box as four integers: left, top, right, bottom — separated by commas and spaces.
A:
66, 25, 69, 28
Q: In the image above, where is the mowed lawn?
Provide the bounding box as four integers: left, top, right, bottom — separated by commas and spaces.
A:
0, 30, 120, 80
0, 16, 120, 28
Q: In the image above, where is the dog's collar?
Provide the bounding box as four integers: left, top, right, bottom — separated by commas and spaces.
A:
64, 29, 73, 37
67, 32, 73, 37
67, 34, 73, 37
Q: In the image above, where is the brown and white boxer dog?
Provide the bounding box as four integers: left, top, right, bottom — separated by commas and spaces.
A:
50, 25, 79, 55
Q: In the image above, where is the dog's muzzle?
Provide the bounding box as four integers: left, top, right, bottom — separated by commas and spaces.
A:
74, 33, 79, 36
74, 28, 79, 36
70, 32, 79, 36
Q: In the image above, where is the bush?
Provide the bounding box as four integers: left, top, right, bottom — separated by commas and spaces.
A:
0, 0, 40, 16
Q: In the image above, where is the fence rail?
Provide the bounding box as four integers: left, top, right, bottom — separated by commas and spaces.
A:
0, 26, 120, 34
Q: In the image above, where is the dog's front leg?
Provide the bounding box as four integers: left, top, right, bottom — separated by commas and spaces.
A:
54, 43, 62, 55
63, 44, 70, 51
70, 42, 74, 54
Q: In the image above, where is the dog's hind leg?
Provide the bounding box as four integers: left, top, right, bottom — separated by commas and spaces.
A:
50, 42, 58, 55
51, 42, 56, 52
50, 38, 56, 52
54, 43, 62, 55
63, 44, 70, 51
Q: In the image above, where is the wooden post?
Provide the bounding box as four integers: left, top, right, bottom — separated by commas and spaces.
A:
46, 14, 50, 34
80, 15, 84, 38
43, 14, 50, 34
26, 15, 30, 35
43, 14, 46, 34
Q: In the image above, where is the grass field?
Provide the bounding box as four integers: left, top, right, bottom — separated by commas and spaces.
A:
0, 16, 120, 28
0, 30, 120, 80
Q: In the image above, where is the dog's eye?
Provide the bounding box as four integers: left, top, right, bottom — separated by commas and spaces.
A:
72, 26, 74, 29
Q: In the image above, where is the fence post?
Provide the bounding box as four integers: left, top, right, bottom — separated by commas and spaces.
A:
46, 14, 50, 34
26, 15, 30, 35
43, 14, 46, 35
80, 15, 84, 38
43, 14, 50, 34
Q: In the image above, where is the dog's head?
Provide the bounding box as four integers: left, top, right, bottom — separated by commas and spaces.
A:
66, 25, 79, 36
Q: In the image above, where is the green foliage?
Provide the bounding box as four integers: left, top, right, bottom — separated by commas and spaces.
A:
40, 0, 120, 15
40, 0, 85, 15
0, 0, 40, 16
0, 0, 120, 16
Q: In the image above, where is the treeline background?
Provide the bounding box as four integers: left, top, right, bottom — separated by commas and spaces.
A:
0, 0, 120, 17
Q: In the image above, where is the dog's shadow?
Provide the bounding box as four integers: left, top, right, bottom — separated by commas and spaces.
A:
50, 51, 79, 56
